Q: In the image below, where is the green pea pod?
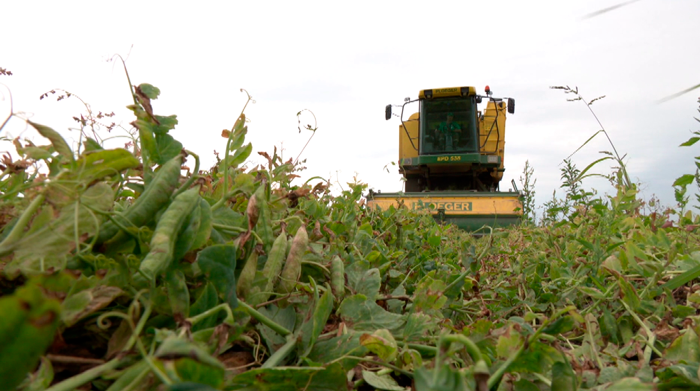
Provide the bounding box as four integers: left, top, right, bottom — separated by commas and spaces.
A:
330, 256, 345, 300
172, 200, 202, 262
165, 269, 190, 318
254, 185, 274, 253
139, 187, 200, 280
249, 231, 288, 305
237, 250, 258, 299
189, 198, 213, 251
97, 154, 183, 245
277, 225, 308, 293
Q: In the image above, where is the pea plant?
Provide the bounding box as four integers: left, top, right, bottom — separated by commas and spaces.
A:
1, 68, 700, 391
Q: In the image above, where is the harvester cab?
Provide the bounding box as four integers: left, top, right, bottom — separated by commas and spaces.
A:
368, 86, 523, 231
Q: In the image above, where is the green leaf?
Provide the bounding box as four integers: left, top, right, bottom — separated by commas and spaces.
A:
154, 133, 184, 165
307, 332, 368, 370
657, 363, 700, 388
172, 358, 225, 388
403, 312, 438, 342
227, 142, 252, 168
362, 370, 405, 391
665, 328, 700, 363
21, 356, 54, 391
360, 329, 398, 362
356, 268, 381, 299
138, 83, 161, 99
0, 282, 61, 391
168, 383, 220, 391
600, 307, 621, 345
301, 288, 334, 357
618, 277, 641, 311
338, 294, 406, 331
413, 365, 468, 391
662, 264, 700, 290
412, 275, 448, 315
229, 363, 347, 391
680, 137, 700, 147
605, 377, 655, 391
28, 120, 74, 162
165, 269, 190, 318
196, 244, 238, 310
551, 360, 577, 391
189, 283, 219, 331
542, 316, 575, 336
18, 146, 52, 160
83, 137, 103, 152
69, 148, 140, 184
153, 114, 178, 135
4, 183, 115, 279
674, 174, 696, 187
61, 285, 122, 327
156, 337, 224, 371
513, 379, 541, 391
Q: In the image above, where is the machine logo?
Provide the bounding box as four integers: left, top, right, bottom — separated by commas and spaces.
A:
412, 201, 473, 212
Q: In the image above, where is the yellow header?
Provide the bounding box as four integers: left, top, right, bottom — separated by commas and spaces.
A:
367, 195, 522, 216
419, 86, 476, 99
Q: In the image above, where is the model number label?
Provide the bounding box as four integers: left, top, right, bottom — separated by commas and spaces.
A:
437, 156, 462, 162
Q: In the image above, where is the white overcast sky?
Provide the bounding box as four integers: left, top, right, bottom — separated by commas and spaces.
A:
2, 0, 699, 213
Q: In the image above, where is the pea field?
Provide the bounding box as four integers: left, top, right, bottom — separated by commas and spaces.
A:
2, 72, 700, 391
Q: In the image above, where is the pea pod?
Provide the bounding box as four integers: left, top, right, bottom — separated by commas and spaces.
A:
236, 250, 258, 299
139, 187, 200, 280
262, 231, 288, 289
254, 185, 274, 252
172, 200, 201, 262
277, 225, 308, 293
330, 256, 345, 299
248, 231, 287, 305
97, 155, 183, 244
189, 198, 213, 250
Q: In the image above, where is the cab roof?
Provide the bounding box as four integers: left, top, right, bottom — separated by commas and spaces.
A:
419, 86, 476, 99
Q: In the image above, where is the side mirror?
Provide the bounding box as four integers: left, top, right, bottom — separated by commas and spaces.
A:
385, 105, 392, 120
507, 98, 515, 114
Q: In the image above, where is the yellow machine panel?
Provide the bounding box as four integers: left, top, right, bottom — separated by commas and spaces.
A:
399, 113, 420, 161
479, 101, 507, 181
368, 194, 522, 216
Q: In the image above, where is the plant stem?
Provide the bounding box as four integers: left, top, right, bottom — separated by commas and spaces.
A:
238, 301, 292, 337
487, 306, 576, 390
173, 150, 200, 197
0, 193, 45, 256
261, 336, 297, 368
45, 358, 123, 391
186, 303, 234, 326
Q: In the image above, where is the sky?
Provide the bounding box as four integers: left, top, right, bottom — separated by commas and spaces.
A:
2, 0, 699, 216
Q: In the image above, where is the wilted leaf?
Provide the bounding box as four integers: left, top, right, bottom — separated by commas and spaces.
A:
62, 285, 122, 326
360, 329, 398, 362
362, 370, 405, 391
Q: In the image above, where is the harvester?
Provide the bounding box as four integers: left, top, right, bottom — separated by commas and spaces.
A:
366, 86, 523, 231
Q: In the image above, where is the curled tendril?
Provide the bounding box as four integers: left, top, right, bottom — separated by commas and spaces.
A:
97, 311, 133, 330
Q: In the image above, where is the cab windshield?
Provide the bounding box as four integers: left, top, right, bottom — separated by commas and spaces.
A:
420, 97, 477, 155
